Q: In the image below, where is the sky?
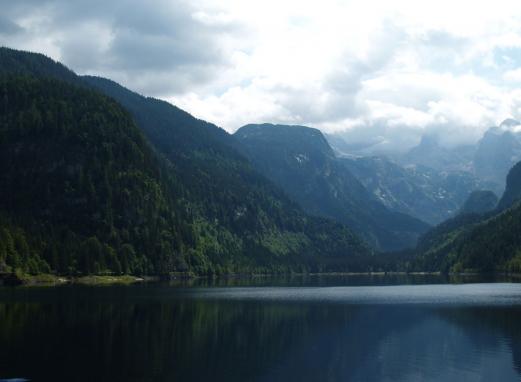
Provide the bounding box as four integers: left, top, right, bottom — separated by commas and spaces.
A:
2, 0, 521, 151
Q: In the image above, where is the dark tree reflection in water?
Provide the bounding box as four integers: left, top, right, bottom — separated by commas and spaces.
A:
1, 281, 521, 382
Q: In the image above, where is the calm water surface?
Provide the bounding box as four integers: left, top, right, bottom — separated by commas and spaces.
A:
1, 275, 521, 381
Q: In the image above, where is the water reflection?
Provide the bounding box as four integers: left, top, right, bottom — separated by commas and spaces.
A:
0, 282, 521, 381
164, 273, 521, 288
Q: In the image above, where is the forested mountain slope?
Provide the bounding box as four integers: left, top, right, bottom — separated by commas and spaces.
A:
0, 76, 193, 275
413, 160, 521, 273
234, 124, 429, 251
0, 47, 372, 276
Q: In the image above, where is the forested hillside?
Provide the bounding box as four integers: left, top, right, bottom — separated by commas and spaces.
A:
82, 75, 373, 272
412, 161, 521, 273
0, 76, 193, 275
0, 47, 372, 276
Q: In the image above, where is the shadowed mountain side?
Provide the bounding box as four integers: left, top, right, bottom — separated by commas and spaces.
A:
0, 47, 373, 275
341, 156, 485, 225
234, 124, 430, 251
458, 190, 498, 215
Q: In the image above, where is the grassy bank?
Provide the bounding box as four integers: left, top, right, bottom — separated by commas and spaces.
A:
0, 272, 152, 286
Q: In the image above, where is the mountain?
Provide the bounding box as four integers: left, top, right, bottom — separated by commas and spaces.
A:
83, 76, 374, 271
473, 121, 521, 193
327, 133, 490, 225
327, 119, 521, 197
397, 120, 521, 194
458, 190, 498, 215
498, 161, 521, 210
234, 124, 430, 251
0, 47, 78, 83
399, 134, 475, 173
412, 160, 521, 273
410, 212, 484, 273
414, 199, 521, 273
0, 75, 195, 275
327, 132, 476, 172
341, 156, 486, 225
0, 47, 372, 275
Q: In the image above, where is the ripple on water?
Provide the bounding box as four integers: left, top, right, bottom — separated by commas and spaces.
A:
188, 283, 521, 306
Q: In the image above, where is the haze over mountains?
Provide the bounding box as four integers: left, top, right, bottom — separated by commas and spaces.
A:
2, 47, 521, 277
234, 124, 429, 251
340, 156, 486, 225
329, 118, 521, 195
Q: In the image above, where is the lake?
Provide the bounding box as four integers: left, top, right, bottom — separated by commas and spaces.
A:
1, 275, 521, 381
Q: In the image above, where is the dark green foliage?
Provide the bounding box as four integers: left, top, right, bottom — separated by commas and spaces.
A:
0, 47, 372, 275
0, 222, 50, 274
82, 76, 372, 272
0, 76, 192, 275
412, 160, 521, 273
234, 124, 429, 251
451, 202, 521, 272
413, 201, 521, 273
0, 48, 78, 83
83, 77, 293, 233
411, 213, 484, 272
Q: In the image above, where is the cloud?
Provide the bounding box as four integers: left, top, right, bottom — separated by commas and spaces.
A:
0, 0, 240, 95
169, 0, 521, 152
0, 17, 23, 36
504, 68, 521, 82
2, 0, 521, 152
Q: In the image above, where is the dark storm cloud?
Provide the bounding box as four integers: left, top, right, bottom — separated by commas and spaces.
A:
0, 0, 239, 95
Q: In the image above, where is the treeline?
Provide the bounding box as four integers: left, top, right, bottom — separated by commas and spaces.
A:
410, 192, 521, 274
421, 202, 521, 273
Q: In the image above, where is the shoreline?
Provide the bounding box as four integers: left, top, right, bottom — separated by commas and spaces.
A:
2, 270, 520, 287
0, 273, 159, 287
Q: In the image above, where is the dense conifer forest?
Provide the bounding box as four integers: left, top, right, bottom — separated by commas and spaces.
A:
0, 48, 372, 277
4, 47, 521, 278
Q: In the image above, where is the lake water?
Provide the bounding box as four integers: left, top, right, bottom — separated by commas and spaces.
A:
1, 275, 521, 381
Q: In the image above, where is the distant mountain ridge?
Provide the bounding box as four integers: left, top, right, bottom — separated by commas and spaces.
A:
400, 134, 475, 173
234, 124, 429, 251
497, 161, 521, 211
458, 190, 498, 216
328, 119, 521, 196
474, 121, 521, 192
341, 156, 487, 225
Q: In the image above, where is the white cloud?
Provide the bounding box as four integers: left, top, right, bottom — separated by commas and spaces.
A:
174, 0, 521, 149
3, 0, 521, 150
504, 68, 521, 82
